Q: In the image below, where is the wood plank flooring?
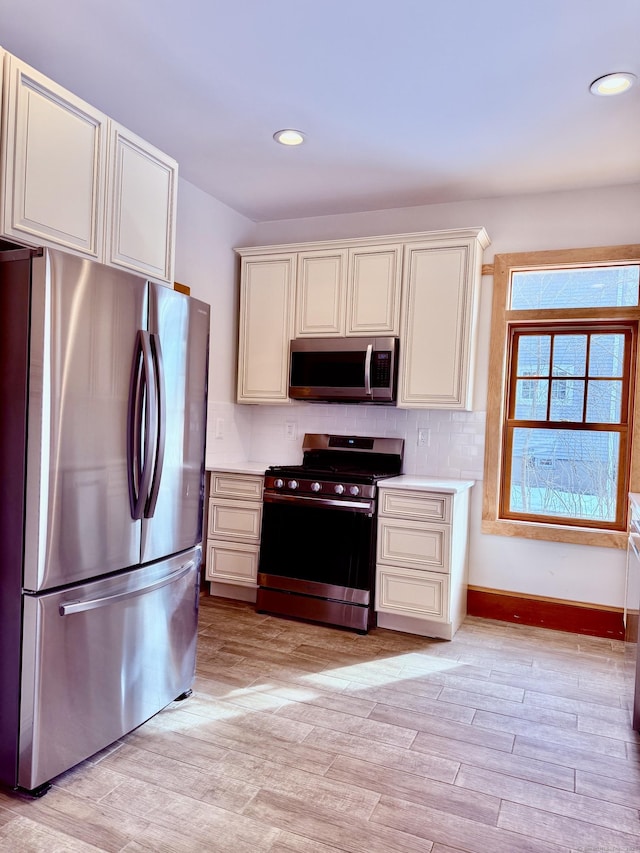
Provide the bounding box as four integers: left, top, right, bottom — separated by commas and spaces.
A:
1, 595, 639, 852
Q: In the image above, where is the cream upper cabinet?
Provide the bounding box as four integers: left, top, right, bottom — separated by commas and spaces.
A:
106, 122, 178, 282
236, 229, 489, 408
398, 228, 489, 410
1, 53, 107, 259
295, 248, 347, 337
237, 253, 296, 403
0, 51, 177, 281
294, 243, 403, 338
347, 244, 402, 336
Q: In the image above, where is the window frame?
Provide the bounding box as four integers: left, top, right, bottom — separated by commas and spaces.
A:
482, 244, 640, 549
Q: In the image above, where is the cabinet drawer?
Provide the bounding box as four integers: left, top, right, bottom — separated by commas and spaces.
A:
210, 472, 264, 501
207, 499, 262, 541
377, 517, 449, 572
376, 566, 448, 621
379, 489, 451, 523
206, 540, 259, 587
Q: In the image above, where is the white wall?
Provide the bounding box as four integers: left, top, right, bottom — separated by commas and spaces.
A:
174, 178, 257, 463
244, 183, 640, 609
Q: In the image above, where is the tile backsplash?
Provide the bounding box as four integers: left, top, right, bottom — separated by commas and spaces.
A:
206, 401, 486, 481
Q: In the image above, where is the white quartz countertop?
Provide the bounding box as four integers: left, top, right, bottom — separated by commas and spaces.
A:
379, 475, 475, 493
205, 460, 272, 475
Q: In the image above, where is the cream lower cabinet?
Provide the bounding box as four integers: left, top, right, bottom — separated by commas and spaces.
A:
205, 471, 264, 602
375, 481, 472, 640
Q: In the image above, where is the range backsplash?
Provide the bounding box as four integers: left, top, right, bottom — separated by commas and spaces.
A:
206, 401, 485, 481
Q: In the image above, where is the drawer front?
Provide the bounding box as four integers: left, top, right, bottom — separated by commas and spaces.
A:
378, 489, 451, 523
210, 472, 264, 501
206, 540, 259, 586
376, 566, 448, 621
207, 499, 262, 541
377, 517, 450, 572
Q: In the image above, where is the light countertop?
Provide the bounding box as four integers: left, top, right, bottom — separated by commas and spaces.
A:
379, 475, 475, 493
206, 460, 272, 476
204, 463, 475, 492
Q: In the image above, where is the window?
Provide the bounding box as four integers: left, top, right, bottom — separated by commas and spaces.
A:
483, 245, 640, 548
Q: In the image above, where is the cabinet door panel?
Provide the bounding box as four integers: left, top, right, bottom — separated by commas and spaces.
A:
295, 249, 347, 337
376, 566, 448, 620
378, 517, 449, 572
207, 499, 262, 541
379, 489, 451, 523
107, 124, 177, 282
206, 540, 259, 586
210, 472, 264, 501
400, 244, 472, 408
237, 255, 295, 403
2, 56, 106, 258
347, 245, 402, 335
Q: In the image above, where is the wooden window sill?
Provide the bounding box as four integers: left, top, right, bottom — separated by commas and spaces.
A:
481, 517, 627, 549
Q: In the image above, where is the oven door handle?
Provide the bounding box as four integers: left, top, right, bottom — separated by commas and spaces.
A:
263, 491, 375, 514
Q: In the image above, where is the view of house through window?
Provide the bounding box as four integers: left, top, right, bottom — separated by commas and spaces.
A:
504, 323, 632, 527
483, 247, 640, 546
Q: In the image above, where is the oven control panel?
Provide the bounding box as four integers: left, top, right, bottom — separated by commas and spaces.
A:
265, 474, 376, 500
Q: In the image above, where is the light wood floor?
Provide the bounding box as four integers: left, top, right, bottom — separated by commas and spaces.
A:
1, 596, 639, 852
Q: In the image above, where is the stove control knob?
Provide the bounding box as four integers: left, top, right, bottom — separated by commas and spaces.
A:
274, 478, 284, 489
310, 482, 321, 492
288, 480, 299, 490
349, 485, 360, 496
334, 484, 345, 495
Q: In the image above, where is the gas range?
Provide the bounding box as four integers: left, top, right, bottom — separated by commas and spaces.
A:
258, 433, 404, 633
264, 434, 404, 503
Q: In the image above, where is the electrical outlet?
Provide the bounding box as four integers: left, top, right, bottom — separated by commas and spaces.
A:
215, 417, 224, 439
417, 428, 428, 447
285, 421, 297, 441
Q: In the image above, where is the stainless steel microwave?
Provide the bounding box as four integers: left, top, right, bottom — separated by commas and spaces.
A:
289, 336, 399, 403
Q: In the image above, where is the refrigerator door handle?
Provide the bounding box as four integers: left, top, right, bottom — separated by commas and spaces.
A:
145, 333, 166, 518
58, 559, 196, 616
127, 331, 157, 520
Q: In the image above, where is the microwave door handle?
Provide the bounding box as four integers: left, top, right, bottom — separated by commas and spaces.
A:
364, 344, 373, 396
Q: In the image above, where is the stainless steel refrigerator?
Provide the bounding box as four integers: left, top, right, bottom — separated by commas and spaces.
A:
0, 245, 210, 795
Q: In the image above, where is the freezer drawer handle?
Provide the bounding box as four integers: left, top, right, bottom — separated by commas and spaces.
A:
58, 560, 196, 616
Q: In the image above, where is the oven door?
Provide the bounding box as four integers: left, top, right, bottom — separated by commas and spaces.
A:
258, 495, 377, 602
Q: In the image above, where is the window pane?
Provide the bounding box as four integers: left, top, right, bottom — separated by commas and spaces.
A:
549, 380, 584, 421
515, 379, 549, 419
510, 266, 639, 309
509, 428, 619, 522
589, 334, 625, 377
586, 379, 622, 423
552, 335, 586, 377
516, 335, 550, 376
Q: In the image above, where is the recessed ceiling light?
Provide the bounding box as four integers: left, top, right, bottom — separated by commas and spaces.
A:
273, 129, 305, 146
589, 72, 636, 96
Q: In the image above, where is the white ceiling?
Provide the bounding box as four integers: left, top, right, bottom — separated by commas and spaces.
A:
1, 0, 639, 222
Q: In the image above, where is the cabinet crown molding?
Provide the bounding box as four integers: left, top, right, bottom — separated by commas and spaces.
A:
236, 226, 490, 257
